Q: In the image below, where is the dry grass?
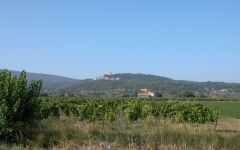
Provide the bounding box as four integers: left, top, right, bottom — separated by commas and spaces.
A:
2, 116, 239, 150
216, 118, 240, 134
50, 141, 230, 150
33, 116, 240, 150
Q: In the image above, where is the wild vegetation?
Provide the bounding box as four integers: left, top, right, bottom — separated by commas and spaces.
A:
0, 70, 42, 143
1, 116, 240, 150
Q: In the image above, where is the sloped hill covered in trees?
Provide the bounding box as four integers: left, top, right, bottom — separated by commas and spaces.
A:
60, 73, 240, 96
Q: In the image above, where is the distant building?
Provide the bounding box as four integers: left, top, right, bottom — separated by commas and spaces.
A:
96, 72, 120, 81
104, 72, 113, 78
138, 89, 155, 98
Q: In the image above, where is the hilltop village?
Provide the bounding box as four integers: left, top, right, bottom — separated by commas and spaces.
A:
96, 72, 120, 81
96, 72, 155, 97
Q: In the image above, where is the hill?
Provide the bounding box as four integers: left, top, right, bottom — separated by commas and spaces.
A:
2, 70, 240, 96
59, 73, 240, 96
0, 69, 79, 93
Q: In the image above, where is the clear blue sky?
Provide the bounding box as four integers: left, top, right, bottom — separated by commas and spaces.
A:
0, 0, 240, 82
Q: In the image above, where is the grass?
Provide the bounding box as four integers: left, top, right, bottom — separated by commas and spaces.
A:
1, 115, 238, 150
1, 98, 240, 149
200, 101, 240, 119
153, 99, 240, 118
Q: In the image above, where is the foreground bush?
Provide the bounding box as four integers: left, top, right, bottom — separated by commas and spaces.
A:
0, 70, 42, 143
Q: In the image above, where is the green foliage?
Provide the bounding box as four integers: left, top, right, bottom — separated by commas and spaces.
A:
155, 92, 163, 97
200, 101, 240, 119
39, 97, 218, 124
174, 103, 217, 123
0, 70, 42, 142
177, 91, 195, 98
125, 100, 144, 121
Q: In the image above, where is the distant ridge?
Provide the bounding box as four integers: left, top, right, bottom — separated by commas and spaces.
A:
0, 69, 79, 92
60, 73, 240, 96
1, 69, 240, 96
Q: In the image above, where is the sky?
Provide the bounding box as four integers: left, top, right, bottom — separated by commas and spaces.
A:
0, 0, 240, 82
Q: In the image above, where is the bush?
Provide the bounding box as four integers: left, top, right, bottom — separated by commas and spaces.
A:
177, 91, 195, 98
155, 92, 163, 97
0, 70, 42, 143
125, 101, 144, 121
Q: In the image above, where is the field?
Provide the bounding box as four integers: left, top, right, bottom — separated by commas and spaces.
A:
2, 117, 240, 150
0, 97, 239, 150
200, 101, 240, 119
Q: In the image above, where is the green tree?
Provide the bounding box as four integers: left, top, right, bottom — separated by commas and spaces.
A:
155, 92, 163, 97
132, 89, 138, 97
177, 91, 195, 98
0, 70, 43, 143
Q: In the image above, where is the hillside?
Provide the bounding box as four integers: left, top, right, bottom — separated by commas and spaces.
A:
60, 73, 240, 96
0, 69, 79, 92
2, 70, 240, 96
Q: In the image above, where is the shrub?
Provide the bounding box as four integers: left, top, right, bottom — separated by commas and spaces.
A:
177, 91, 195, 98
0, 70, 42, 143
125, 101, 144, 121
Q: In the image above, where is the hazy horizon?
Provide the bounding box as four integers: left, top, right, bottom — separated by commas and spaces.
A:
1, 1, 240, 82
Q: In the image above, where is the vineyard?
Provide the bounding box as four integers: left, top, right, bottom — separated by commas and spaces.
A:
1, 70, 240, 150
39, 97, 218, 124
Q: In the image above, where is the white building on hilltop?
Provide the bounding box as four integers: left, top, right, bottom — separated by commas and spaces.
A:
96, 72, 120, 81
